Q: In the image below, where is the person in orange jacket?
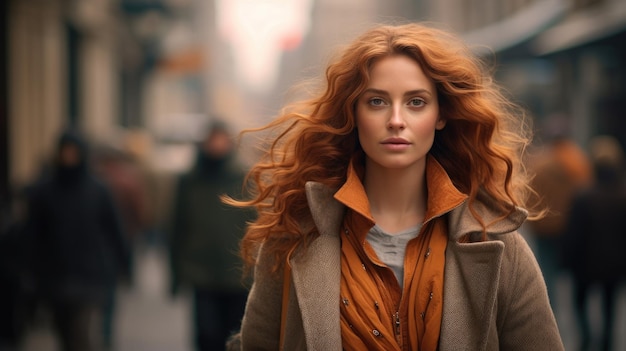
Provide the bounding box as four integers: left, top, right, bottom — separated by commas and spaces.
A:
225, 23, 563, 350
526, 118, 593, 305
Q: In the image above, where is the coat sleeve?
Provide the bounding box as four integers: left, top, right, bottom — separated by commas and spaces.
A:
496, 232, 565, 351
239, 242, 284, 350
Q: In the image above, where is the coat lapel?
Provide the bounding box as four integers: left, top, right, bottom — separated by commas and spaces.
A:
440, 238, 505, 350
289, 182, 345, 350
439, 198, 527, 350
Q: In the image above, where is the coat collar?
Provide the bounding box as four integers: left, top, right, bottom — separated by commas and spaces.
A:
305, 155, 527, 241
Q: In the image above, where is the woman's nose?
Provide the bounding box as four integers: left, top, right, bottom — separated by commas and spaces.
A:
387, 106, 406, 130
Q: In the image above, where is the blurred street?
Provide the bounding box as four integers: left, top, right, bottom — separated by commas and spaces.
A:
20, 245, 193, 351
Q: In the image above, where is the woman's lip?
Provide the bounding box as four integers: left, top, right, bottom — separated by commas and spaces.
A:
381, 138, 411, 151
382, 143, 411, 151
381, 137, 410, 144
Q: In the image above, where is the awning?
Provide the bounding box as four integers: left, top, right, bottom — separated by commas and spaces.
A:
461, 0, 568, 56
530, 0, 626, 56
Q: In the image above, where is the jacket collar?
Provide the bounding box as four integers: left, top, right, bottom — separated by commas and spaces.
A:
306, 154, 527, 241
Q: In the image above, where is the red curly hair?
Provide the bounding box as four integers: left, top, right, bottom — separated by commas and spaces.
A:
227, 22, 534, 273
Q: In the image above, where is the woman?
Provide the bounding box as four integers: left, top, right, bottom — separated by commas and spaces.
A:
227, 23, 564, 350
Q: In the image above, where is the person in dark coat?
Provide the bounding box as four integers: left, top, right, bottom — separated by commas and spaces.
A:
562, 135, 626, 351
24, 129, 130, 351
168, 120, 254, 351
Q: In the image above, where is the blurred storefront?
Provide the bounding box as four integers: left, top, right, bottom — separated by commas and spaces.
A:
428, 0, 626, 147
1, 0, 179, 210
5, 0, 125, 193
526, 0, 626, 147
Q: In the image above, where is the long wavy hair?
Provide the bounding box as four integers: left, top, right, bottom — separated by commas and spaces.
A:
228, 22, 534, 273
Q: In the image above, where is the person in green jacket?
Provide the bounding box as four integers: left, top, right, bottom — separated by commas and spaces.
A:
169, 120, 253, 351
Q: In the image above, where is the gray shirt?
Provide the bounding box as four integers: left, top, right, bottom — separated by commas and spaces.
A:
366, 224, 421, 289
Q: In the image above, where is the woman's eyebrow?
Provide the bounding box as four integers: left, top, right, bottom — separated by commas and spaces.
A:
403, 89, 433, 97
362, 88, 433, 97
362, 88, 389, 96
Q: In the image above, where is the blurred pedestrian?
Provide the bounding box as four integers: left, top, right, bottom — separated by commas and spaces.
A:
120, 129, 163, 247
227, 23, 563, 350
526, 114, 593, 304
92, 143, 150, 350
24, 129, 130, 351
562, 135, 626, 351
0, 198, 30, 350
93, 144, 150, 253
168, 120, 253, 351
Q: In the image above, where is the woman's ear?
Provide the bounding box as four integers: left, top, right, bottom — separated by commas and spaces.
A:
436, 117, 446, 130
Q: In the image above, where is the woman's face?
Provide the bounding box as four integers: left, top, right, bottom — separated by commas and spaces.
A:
356, 55, 445, 172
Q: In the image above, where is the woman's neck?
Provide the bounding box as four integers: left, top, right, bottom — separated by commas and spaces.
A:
363, 161, 427, 234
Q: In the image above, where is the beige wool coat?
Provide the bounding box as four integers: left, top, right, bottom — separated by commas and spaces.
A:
235, 181, 565, 351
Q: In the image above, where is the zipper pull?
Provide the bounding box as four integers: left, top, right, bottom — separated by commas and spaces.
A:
394, 311, 401, 335
421, 292, 434, 319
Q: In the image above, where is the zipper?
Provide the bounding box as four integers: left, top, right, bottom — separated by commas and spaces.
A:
394, 311, 401, 335
394, 310, 402, 347
421, 291, 434, 320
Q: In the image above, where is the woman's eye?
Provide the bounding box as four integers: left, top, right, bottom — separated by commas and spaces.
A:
369, 98, 385, 106
409, 98, 425, 107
